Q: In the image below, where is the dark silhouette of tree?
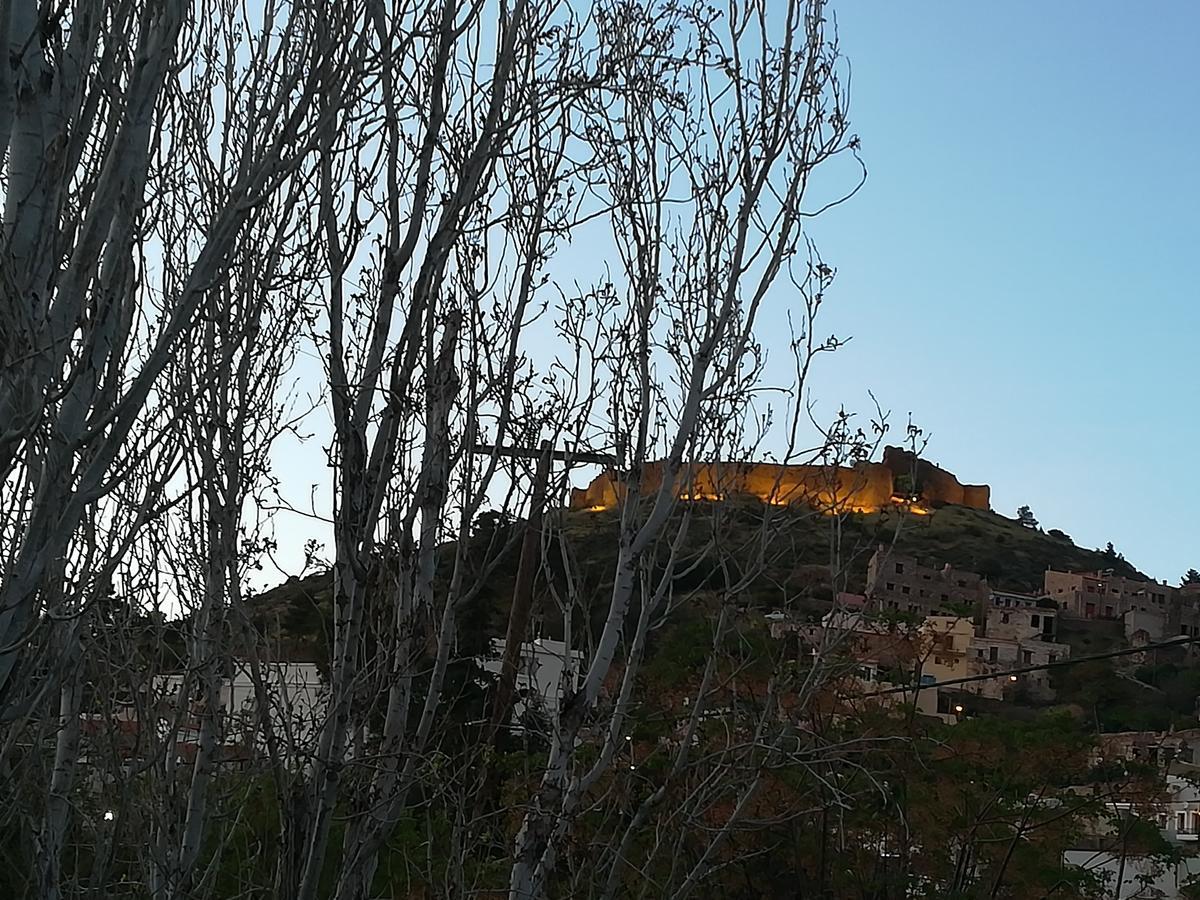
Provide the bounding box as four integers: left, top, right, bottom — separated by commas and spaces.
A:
1016, 505, 1038, 528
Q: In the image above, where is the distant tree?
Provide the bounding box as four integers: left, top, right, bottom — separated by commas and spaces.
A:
1184, 569, 1200, 586
1047, 528, 1072, 542
1016, 505, 1038, 528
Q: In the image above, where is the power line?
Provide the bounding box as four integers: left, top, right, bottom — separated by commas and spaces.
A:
866, 633, 1200, 698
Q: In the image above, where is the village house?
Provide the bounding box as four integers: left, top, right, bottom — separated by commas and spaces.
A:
1092, 729, 1200, 769
963, 603, 1070, 701
1115, 769, 1200, 845
482, 637, 584, 728
1046, 568, 1171, 620
920, 615, 973, 684
838, 660, 954, 725
1046, 568, 1200, 641
866, 548, 990, 618
990, 588, 1047, 610
155, 660, 327, 764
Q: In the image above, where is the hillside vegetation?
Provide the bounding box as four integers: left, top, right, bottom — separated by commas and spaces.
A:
250, 500, 1146, 651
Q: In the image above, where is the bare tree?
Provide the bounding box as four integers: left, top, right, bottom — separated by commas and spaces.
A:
0, 1, 352, 895
2, 1, 880, 897
504, 2, 860, 895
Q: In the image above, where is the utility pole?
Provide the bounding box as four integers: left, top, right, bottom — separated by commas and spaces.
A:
478, 440, 615, 739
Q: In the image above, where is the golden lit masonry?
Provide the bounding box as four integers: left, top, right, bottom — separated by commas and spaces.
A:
569, 446, 990, 515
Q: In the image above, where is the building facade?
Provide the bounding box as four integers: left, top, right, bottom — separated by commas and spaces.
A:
1045, 568, 1200, 639
867, 548, 990, 618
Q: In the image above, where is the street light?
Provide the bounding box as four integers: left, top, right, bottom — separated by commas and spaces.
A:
953, 704, 964, 714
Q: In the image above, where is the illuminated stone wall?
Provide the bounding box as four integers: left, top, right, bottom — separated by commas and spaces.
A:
568, 447, 990, 514
881, 446, 991, 511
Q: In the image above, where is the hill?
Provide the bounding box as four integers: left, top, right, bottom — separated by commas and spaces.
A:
250, 500, 1148, 648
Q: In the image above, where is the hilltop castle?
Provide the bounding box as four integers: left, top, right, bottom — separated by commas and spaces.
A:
568, 446, 990, 514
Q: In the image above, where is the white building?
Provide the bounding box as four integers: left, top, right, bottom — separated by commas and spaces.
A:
156, 660, 326, 763
481, 638, 584, 728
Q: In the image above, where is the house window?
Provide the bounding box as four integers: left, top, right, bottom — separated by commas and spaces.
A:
1022, 650, 1032, 664
941, 593, 949, 602
1183, 626, 1191, 636
1105, 606, 1113, 617
901, 585, 911, 595
989, 647, 998, 662
1049, 653, 1057, 663
1031, 615, 1040, 627
1001, 613, 1010, 624
976, 649, 984, 658
886, 582, 895, 591
920, 589, 927, 597
896, 562, 904, 574
1179, 812, 1189, 833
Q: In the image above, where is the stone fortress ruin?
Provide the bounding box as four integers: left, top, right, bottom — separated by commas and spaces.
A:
568, 446, 990, 515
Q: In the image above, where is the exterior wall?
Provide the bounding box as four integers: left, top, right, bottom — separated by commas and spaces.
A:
1173, 592, 1200, 638
569, 447, 991, 514
846, 663, 953, 724
867, 548, 989, 618
1045, 569, 1175, 622
482, 638, 584, 723
966, 634, 1069, 701
156, 661, 327, 761
1094, 730, 1200, 768
1125, 607, 1168, 644
921, 616, 973, 683
570, 460, 894, 514
795, 610, 1065, 705
881, 445, 991, 510
981, 605, 1057, 642
990, 589, 1043, 610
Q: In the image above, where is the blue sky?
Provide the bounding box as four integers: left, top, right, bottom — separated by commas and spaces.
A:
794, 2, 1200, 582
264, 2, 1197, 589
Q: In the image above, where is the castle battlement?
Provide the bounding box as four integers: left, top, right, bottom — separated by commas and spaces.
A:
568, 446, 990, 514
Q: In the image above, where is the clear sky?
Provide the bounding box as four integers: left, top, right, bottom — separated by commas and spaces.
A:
264, 2, 1198, 590
795, 2, 1200, 583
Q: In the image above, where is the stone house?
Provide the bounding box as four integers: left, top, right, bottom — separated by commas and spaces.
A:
1045, 569, 1171, 620
1046, 568, 1200, 641
980, 600, 1058, 641
1093, 730, 1200, 769
867, 548, 990, 618
966, 631, 1069, 701
921, 615, 974, 684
